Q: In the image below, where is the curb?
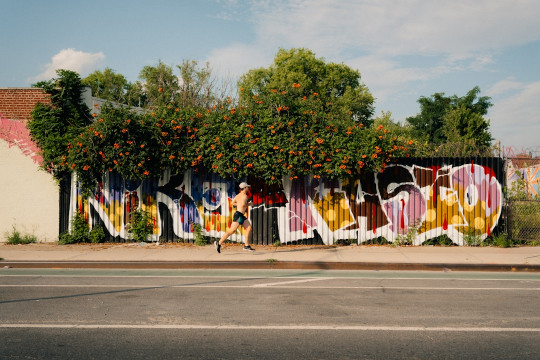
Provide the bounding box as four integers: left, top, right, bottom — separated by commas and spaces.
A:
2, 261, 540, 272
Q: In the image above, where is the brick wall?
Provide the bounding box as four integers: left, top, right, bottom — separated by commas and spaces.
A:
0, 88, 51, 123
0, 88, 51, 164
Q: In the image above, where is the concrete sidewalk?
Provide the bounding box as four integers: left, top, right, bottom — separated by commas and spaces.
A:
2, 243, 540, 271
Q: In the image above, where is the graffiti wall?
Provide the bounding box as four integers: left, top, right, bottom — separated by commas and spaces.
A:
0, 114, 43, 164
67, 158, 505, 246
506, 158, 539, 198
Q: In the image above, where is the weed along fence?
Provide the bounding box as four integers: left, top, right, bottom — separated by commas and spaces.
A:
60, 157, 505, 246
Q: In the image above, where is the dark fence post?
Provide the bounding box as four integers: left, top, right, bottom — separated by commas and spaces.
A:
58, 173, 71, 236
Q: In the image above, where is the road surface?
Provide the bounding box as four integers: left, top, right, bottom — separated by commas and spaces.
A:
1, 268, 539, 359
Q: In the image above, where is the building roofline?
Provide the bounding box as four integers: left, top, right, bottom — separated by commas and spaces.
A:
0, 87, 42, 90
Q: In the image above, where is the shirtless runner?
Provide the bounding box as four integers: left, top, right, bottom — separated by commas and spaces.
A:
214, 182, 255, 252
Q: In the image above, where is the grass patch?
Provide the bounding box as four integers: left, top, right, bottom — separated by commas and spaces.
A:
482, 232, 512, 248
5, 226, 37, 245
59, 212, 105, 244
192, 222, 210, 246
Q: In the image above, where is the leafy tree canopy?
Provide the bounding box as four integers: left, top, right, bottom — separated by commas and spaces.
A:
137, 60, 179, 107
29, 49, 415, 191
82, 60, 226, 110
406, 86, 492, 147
29, 69, 92, 175
82, 68, 128, 103
237, 48, 375, 126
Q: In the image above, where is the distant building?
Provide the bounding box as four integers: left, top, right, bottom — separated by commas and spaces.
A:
506, 153, 540, 198
0, 87, 58, 241
0, 86, 116, 242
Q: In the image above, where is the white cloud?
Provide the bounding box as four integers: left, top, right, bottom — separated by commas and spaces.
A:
489, 81, 540, 150
208, 0, 540, 139
249, 0, 540, 58
205, 43, 272, 80
29, 48, 105, 83
487, 78, 525, 97
212, 0, 540, 115
346, 53, 465, 114
347, 56, 428, 102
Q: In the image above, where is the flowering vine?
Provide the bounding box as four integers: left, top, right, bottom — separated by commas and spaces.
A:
52, 83, 411, 191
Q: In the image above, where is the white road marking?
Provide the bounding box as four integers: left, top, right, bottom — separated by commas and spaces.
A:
0, 284, 538, 290
1, 323, 539, 332
1, 274, 540, 281
251, 277, 332, 287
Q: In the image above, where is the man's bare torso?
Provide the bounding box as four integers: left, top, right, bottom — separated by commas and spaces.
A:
232, 191, 251, 214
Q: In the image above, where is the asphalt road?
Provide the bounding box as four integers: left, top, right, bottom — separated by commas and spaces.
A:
1, 269, 539, 359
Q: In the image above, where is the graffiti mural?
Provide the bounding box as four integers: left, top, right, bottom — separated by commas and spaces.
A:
68, 158, 504, 246
0, 114, 43, 164
506, 158, 540, 198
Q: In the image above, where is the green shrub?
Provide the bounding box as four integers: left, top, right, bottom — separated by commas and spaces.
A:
393, 221, 421, 246
89, 227, 105, 244
192, 222, 209, 246
422, 235, 454, 246
59, 212, 105, 244
127, 208, 154, 242
362, 236, 390, 245
490, 232, 511, 248
5, 226, 37, 245
464, 231, 483, 246
335, 238, 353, 246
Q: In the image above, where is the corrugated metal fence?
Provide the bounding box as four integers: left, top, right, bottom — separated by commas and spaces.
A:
60, 157, 505, 246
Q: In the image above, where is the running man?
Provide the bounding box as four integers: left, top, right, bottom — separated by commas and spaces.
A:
215, 182, 255, 252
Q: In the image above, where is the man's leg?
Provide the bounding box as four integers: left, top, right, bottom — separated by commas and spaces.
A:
215, 222, 240, 253
243, 220, 254, 251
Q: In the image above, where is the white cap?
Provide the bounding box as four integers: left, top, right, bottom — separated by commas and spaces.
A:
239, 182, 250, 189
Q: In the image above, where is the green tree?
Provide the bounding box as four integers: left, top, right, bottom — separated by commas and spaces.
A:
82, 68, 128, 103
65, 105, 165, 191
28, 53, 412, 191
177, 59, 222, 108
28, 69, 92, 176
443, 105, 492, 145
199, 75, 407, 184
406, 86, 492, 148
373, 111, 413, 139
137, 60, 179, 108
237, 48, 375, 126
125, 81, 147, 108
123, 60, 224, 110
406, 92, 451, 144
454, 86, 492, 115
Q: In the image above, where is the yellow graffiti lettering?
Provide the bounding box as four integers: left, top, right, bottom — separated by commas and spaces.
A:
425, 209, 437, 222
474, 217, 485, 230
326, 209, 336, 221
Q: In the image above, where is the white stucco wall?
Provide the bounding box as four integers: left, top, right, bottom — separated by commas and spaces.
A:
0, 140, 59, 242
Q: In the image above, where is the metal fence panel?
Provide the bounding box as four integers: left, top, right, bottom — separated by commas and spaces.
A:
64, 157, 505, 246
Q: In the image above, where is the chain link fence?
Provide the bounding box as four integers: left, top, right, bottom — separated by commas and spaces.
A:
505, 154, 539, 244
507, 199, 540, 243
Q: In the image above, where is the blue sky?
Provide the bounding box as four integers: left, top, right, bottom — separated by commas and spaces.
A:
1, 0, 539, 154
